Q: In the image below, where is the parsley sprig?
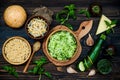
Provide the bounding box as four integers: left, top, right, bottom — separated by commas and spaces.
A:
56, 4, 76, 30
28, 57, 52, 80
64, 4, 76, 19
2, 65, 18, 78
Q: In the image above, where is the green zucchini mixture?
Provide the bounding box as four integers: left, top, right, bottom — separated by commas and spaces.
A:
48, 31, 77, 60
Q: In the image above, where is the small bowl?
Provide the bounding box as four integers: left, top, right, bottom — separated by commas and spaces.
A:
25, 15, 49, 39
2, 36, 31, 65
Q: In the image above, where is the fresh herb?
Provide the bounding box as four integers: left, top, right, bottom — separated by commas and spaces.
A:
64, 4, 76, 19
28, 57, 52, 80
2, 65, 18, 78
56, 10, 68, 24
104, 20, 117, 34
79, 9, 91, 18
56, 4, 76, 30
62, 23, 73, 31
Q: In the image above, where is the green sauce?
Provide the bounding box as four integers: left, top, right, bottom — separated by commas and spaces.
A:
48, 31, 77, 60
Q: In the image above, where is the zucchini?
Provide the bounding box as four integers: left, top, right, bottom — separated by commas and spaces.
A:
78, 34, 106, 71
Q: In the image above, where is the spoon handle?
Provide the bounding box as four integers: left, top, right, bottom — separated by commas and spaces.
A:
23, 51, 35, 73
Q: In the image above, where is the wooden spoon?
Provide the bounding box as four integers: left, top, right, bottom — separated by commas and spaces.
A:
23, 41, 41, 73
86, 34, 94, 46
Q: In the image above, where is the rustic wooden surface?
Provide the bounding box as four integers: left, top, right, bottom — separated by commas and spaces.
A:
0, 0, 120, 80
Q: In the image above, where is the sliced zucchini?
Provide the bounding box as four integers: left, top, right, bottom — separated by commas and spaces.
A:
78, 61, 85, 71
87, 56, 93, 64
84, 58, 89, 69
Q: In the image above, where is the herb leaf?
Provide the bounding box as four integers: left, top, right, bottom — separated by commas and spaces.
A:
85, 11, 91, 19
29, 57, 52, 79
69, 10, 76, 19
79, 9, 91, 18
56, 4, 77, 29
2, 65, 18, 78
106, 29, 112, 34
44, 71, 52, 79
63, 23, 73, 30
79, 9, 86, 14
33, 57, 47, 66
32, 66, 39, 74
38, 68, 45, 74
64, 4, 76, 19
111, 20, 117, 25
104, 20, 117, 34
64, 4, 76, 11
104, 20, 111, 27
56, 10, 70, 25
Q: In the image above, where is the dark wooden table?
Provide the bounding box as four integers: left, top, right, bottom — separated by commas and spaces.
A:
0, 0, 120, 80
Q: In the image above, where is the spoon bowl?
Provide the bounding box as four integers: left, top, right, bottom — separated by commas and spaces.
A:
33, 41, 41, 52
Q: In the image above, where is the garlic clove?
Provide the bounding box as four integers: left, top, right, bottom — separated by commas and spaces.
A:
67, 66, 78, 73
87, 69, 96, 77
86, 34, 94, 46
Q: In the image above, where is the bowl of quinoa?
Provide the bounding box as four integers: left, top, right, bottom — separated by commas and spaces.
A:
2, 36, 31, 65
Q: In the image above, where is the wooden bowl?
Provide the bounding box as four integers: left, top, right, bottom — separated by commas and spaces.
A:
43, 20, 93, 66
2, 36, 31, 65
25, 15, 49, 39
43, 26, 81, 66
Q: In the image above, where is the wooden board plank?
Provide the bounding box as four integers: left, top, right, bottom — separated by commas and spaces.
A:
0, 0, 120, 80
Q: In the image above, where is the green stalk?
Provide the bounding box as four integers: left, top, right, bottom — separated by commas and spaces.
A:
39, 74, 42, 80
61, 13, 70, 24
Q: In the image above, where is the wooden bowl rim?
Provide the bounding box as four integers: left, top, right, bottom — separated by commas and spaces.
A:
2, 36, 32, 65
43, 25, 82, 66
25, 15, 49, 40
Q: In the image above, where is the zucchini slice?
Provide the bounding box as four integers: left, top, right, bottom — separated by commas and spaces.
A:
78, 61, 85, 71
